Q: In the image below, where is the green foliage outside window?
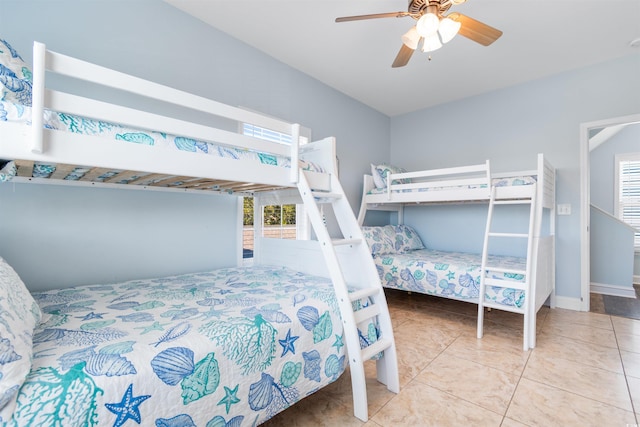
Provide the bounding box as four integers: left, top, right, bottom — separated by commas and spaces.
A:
243, 197, 296, 226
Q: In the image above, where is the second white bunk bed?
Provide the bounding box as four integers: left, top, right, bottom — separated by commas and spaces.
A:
357, 156, 556, 350
0, 40, 398, 424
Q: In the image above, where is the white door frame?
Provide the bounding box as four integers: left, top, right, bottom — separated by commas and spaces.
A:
580, 113, 640, 311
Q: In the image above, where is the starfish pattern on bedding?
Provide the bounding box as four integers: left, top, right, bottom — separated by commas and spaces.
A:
105, 384, 151, 427
278, 329, 299, 356
217, 384, 241, 414
332, 334, 344, 352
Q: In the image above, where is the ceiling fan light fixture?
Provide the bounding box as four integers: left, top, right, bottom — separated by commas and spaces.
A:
438, 17, 461, 44
422, 33, 442, 53
416, 12, 439, 37
401, 26, 420, 50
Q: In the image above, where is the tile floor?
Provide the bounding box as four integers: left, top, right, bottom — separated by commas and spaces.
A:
262, 289, 640, 426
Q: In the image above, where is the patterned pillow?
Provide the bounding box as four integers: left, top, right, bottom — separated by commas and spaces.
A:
371, 164, 410, 190
361, 226, 397, 256
0, 257, 42, 421
0, 161, 16, 183
389, 224, 425, 252
0, 39, 33, 106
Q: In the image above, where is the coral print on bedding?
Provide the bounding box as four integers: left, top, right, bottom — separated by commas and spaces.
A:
2, 265, 374, 426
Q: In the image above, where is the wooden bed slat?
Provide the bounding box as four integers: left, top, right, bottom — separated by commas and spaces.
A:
50, 163, 78, 180
15, 160, 35, 177
80, 167, 118, 182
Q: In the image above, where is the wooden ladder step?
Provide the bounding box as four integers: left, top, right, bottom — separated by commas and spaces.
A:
484, 266, 526, 276
332, 238, 362, 246
482, 300, 526, 314
483, 277, 528, 290
354, 304, 381, 324
487, 232, 528, 238
349, 287, 380, 303
310, 190, 342, 201
361, 337, 393, 361
494, 199, 532, 205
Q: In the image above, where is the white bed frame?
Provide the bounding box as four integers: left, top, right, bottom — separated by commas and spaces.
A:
0, 42, 337, 196
0, 41, 400, 422
358, 154, 556, 350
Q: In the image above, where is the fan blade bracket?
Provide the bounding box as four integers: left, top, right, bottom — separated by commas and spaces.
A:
335, 11, 413, 23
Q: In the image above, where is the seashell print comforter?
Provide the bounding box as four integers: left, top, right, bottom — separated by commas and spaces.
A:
374, 249, 528, 308
7, 266, 356, 426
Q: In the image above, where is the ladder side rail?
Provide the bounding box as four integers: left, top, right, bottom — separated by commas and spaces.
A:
525, 186, 538, 349
477, 186, 497, 339
297, 172, 371, 422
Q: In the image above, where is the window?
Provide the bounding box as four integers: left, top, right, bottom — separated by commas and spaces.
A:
241, 122, 311, 260
616, 153, 640, 250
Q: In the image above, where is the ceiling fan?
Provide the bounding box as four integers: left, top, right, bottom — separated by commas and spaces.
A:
335, 0, 503, 68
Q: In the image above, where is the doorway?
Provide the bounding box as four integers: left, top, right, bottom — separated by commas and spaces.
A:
580, 113, 640, 311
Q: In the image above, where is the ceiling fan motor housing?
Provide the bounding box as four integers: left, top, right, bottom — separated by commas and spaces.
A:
408, 0, 452, 17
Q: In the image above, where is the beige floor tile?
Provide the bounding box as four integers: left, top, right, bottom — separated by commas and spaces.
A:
622, 350, 640, 379
523, 350, 632, 411
534, 331, 624, 374
616, 331, 640, 353
326, 363, 398, 418
442, 333, 530, 375
626, 376, 640, 416
613, 316, 640, 337
506, 378, 636, 426
261, 390, 363, 426
500, 417, 529, 427
540, 317, 618, 348
543, 307, 613, 330
415, 353, 519, 415
371, 381, 503, 426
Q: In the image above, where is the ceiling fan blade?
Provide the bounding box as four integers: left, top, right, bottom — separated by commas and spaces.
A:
447, 12, 503, 46
336, 12, 411, 23
392, 44, 415, 68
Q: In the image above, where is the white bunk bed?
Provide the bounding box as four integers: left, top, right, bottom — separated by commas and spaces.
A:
358, 156, 556, 350
0, 40, 398, 424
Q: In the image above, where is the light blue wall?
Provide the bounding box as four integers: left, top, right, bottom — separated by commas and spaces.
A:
590, 205, 635, 288
590, 124, 640, 278
389, 54, 640, 301
0, 0, 389, 290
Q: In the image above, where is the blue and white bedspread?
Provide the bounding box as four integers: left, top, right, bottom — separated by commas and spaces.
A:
374, 249, 527, 308
367, 175, 536, 196
0, 100, 322, 184
9, 266, 351, 426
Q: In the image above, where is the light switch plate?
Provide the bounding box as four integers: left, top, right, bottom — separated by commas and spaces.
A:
557, 204, 571, 215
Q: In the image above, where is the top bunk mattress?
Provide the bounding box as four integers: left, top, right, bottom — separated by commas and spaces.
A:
367, 174, 537, 196
0, 39, 327, 193
0, 100, 323, 189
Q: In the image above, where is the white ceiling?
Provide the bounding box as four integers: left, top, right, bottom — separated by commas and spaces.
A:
166, 0, 640, 117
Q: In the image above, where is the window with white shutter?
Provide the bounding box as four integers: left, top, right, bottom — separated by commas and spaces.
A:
616, 153, 640, 251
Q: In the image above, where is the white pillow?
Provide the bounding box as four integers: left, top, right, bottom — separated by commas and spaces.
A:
0, 257, 42, 421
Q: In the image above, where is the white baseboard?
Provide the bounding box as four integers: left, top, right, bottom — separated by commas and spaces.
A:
590, 282, 637, 298
635, 275, 640, 285
554, 295, 583, 311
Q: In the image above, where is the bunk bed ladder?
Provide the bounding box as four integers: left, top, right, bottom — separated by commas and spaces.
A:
297, 170, 400, 422
477, 185, 537, 351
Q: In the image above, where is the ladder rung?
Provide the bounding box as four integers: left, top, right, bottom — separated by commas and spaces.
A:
354, 304, 381, 324
361, 337, 393, 361
311, 190, 342, 200
332, 238, 362, 246
484, 266, 526, 276
494, 199, 532, 205
349, 287, 380, 303
480, 300, 526, 314
484, 278, 528, 290
487, 232, 528, 238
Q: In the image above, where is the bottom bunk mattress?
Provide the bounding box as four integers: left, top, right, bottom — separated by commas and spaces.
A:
374, 248, 527, 309
8, 265, 355, 426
